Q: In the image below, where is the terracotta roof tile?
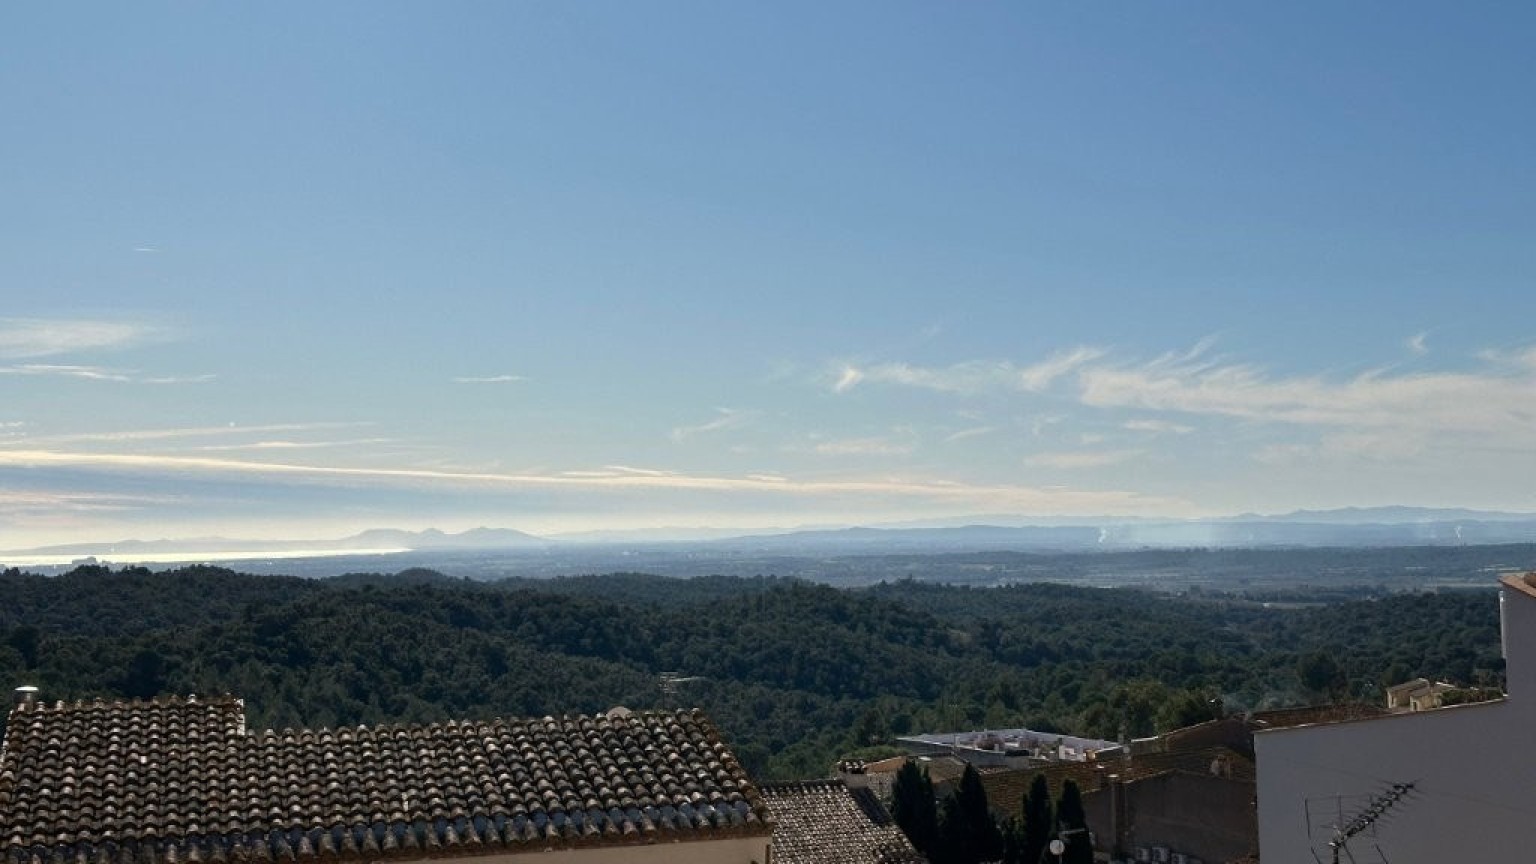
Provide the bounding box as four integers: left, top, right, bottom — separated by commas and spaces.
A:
760, 780, 923, 864
1, 698, 770, 864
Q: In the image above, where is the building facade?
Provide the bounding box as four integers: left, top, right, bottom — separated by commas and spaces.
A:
1255, 573, 1536, 862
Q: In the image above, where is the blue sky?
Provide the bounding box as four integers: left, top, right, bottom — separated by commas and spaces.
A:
3, 3, 1535, 546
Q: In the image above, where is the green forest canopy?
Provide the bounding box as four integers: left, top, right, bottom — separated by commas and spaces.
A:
0, 565, 1505, 780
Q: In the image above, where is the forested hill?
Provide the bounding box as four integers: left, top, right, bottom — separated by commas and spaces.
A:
0, 565, 1504, 780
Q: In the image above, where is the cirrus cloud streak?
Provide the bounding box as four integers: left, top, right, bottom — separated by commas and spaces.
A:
0, 448, 1193, 518
0, 318, 165, 359
1078, 347, 1536, 440
832, 347, 1105, 395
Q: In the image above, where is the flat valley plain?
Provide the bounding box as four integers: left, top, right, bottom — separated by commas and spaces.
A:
205, 541, 1536, 595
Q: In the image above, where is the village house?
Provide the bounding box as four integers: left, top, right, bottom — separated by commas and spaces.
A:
1254, 572, 1536, 863
972, 706, 1388, 864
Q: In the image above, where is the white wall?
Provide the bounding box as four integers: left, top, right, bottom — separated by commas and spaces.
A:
1255, 576, 1536, 863
1501, 574, 1536, 699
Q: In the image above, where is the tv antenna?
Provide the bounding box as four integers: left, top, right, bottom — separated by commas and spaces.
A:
1306, 781, 1418, 864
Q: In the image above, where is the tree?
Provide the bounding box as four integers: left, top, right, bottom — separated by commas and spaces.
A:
1020, 773, 1054, 864
1000, 816, 1026, 864
6, 625, 40, 668
932, 763, 1004, 864
1156, 688, 1222, 731
1056, 779, 1092, 864
123, 647, 168, 699
890, 759, 937, 855
1298, 650, 1346, 700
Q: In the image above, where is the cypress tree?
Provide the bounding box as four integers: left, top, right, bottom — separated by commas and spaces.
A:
949, 763, 1005, 863
1021, 774, 1053, 864
1000, 816, 1025, 864
1056, 779, 1093, 864
890, 759, 938, 855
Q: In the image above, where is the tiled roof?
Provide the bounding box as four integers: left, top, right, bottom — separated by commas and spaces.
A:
1248, 703, 1385, 729
979, 745, 1255, 816
759, 780, 923, 864
0, 696, 770, 864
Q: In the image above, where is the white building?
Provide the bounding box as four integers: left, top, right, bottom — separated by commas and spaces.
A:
1255, 573, 1536, 862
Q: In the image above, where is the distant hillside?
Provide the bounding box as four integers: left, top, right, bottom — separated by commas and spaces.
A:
8, 506, 1536, 569
1235, 506, 1536, 524
1, 526, 548, 560
715, 509, 1536, 553
340, 527, 546, 549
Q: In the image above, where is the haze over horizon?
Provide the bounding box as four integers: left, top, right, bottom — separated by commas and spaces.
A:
4, 3, 1535, 548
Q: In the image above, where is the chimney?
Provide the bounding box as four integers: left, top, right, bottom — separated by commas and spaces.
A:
13, 685, 39, 708
837, 760, 869, 790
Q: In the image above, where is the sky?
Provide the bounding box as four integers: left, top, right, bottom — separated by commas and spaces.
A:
3, 3, 1535, 547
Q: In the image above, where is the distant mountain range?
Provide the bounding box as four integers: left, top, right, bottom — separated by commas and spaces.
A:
712, 509, 1536, 552
4, 526, 547, 559
1219, 506, 1536, 525
5, 507, 1536, 564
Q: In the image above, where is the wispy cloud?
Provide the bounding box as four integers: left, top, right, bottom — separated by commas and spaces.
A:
195, 438, 394, 453
670, 408, 759, 442
830, 347, 1104, 396
0, 448, 1193, 516
1123, 419, 1195, 435
0, 318, 163, 359
0, 364, 135, 382
1017, 347, 1106, 391
1077, 345, 1536, 441
824, 339, 1536, 450
0, 364, 211, 384
30, 422, 371, 446
943, 425, 996, 444
1024, 449, 1142, 470
559, 465, 675, 479
1407, 331, 1429, 356
451, 374, 526, 384
833, 366, 864, 393
0, 489, 172, 516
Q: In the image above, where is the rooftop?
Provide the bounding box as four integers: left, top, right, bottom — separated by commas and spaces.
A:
895, 727, 1116, 757
0, 695, 771, 864
980, 745, 1255, 816
758, 780, 923, 864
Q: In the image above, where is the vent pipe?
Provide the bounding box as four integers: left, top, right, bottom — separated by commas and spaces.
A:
13, 685, 39, 707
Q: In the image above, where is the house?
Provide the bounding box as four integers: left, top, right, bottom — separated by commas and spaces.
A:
1254, 573, 1536, 863
977, 708, 1388, 864
0, 695, 773, 864
1382, 677, 1454, 713
759, 773, 924, 864
981, 743, 1256, 864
